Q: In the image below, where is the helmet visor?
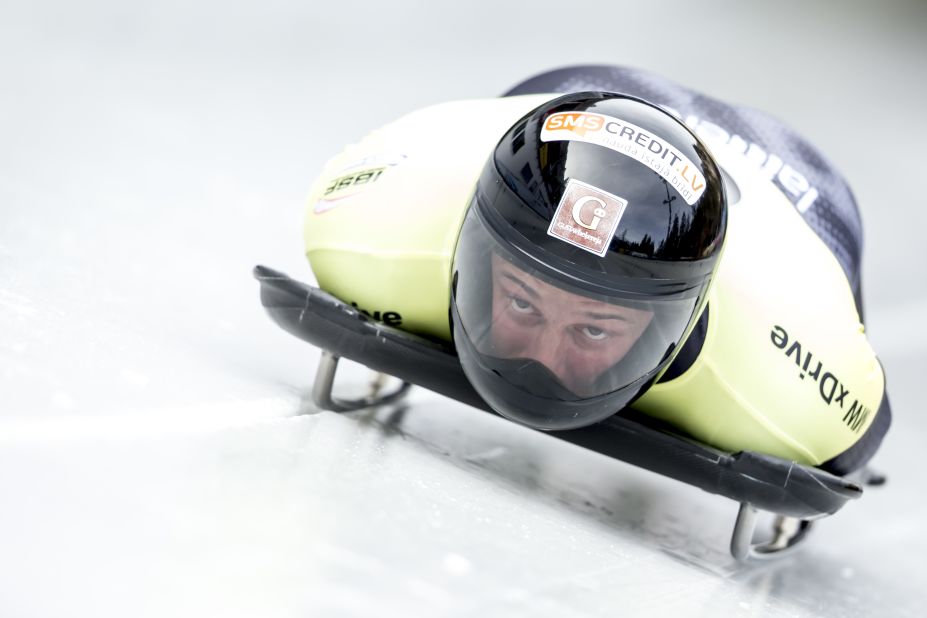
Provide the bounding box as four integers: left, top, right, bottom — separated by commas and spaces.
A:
453, 205, 702, 408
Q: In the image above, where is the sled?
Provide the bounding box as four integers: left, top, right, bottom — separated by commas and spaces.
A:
254, 265, 882, 561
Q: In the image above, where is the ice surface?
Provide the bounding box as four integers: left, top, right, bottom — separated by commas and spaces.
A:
1, 1, 926, 616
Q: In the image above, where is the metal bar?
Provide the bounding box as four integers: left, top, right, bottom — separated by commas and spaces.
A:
730, 502, 816, 561
730, 502, 759, 561
312, 350, 412, 412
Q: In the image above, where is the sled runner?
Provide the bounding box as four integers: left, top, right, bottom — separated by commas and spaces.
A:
255, 265, 881, 561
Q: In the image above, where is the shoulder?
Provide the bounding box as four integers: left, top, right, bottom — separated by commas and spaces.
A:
302, 94, 557, 340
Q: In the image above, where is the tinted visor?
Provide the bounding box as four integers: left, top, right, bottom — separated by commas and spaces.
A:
452, 205, 703, 427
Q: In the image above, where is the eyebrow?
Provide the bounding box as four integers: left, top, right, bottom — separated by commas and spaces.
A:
583, 312, 631, 322
502, 273, 540, 299
503, 271, 633, 322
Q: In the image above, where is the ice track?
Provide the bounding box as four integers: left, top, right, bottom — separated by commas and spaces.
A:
2, 1, 926, 616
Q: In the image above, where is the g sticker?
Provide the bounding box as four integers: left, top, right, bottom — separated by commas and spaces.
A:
547, 179, 628, 257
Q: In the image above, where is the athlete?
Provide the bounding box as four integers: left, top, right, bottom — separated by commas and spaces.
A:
303, 66, 890, 475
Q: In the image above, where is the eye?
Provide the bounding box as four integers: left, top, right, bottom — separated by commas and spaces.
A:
580, 325, 608, 341
510, 296, 535, 314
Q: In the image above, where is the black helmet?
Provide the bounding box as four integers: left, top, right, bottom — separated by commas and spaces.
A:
451, 92, 726, 430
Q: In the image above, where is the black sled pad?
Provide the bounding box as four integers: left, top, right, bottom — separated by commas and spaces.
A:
254, 265, 862, 521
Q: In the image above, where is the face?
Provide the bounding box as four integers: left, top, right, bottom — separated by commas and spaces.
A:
489, 254, 654, 396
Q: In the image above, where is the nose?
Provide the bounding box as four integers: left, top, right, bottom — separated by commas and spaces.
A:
529, 333, 571, 385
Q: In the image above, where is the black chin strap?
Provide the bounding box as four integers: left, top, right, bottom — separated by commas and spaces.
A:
480, 355, 580, 401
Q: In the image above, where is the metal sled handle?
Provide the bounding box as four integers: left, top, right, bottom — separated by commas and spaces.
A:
730, 502, 815, 561
313, 350, 412, 412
